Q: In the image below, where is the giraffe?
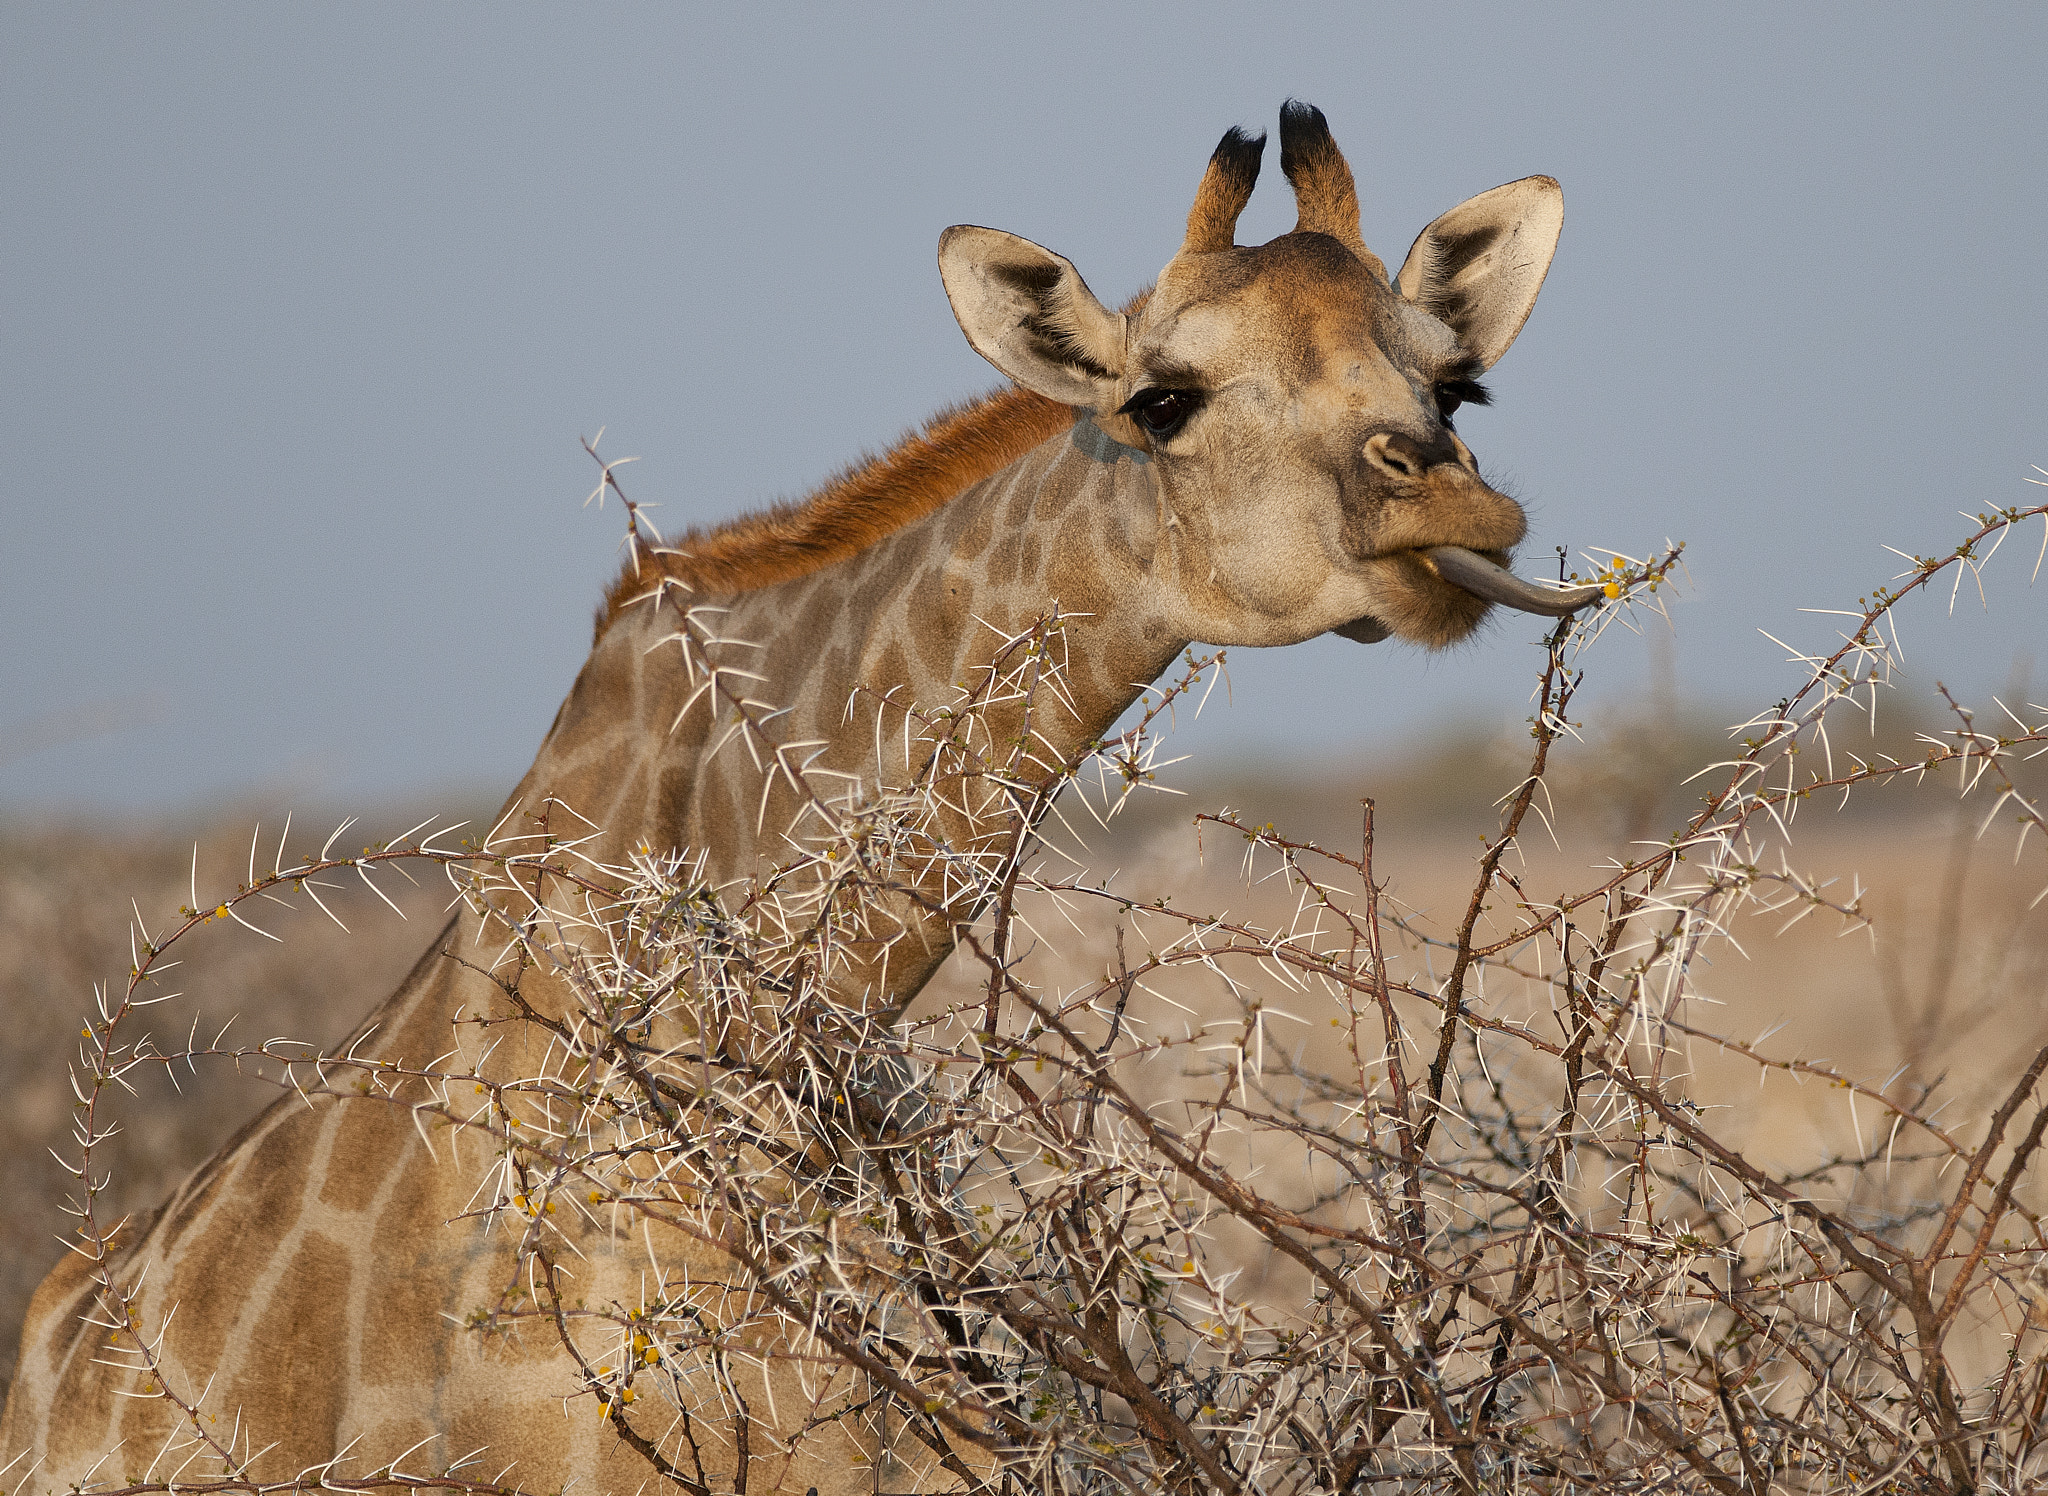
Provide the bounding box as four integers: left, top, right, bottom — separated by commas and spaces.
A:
4, 102, 1598, 1494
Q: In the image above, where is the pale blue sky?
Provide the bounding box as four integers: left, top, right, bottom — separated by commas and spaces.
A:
3, 5, 2044, 815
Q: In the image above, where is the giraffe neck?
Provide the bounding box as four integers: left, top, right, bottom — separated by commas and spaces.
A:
499, 413, 1181, 1009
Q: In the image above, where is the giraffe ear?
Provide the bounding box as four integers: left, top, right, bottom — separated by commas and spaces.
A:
938, 226, 1126, 409
1394, 176, 1563, 372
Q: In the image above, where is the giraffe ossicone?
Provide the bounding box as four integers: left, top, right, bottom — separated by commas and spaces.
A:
4, 101, 1590, 1494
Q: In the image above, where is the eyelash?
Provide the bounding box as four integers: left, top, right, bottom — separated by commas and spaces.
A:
1433, 377, 1492, 426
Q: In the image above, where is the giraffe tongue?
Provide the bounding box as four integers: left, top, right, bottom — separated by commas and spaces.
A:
1425, 546, 1607, 617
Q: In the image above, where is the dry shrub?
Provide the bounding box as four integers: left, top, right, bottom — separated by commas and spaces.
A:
0, 818, 446, 1389
9, 499, 2048, 1496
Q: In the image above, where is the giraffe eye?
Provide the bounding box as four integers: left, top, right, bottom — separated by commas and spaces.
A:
1119, 389, 1201, 441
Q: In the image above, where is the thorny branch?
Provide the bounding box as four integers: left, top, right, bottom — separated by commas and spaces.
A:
20, 502, 2048, 1496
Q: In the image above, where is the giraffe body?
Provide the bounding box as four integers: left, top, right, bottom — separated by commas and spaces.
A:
5, 104, 1591, 1492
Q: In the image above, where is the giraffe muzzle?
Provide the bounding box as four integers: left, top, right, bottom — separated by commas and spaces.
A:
1424, 546, 1607, 617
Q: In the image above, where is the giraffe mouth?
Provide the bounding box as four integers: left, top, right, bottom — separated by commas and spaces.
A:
1422, 546, 1607, 617
1332, 545, 1607, 645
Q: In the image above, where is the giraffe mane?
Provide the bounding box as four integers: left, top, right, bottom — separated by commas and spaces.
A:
595, 384, 1076, 640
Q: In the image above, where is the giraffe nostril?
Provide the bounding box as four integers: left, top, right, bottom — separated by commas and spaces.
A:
1366, 432, 1420, 479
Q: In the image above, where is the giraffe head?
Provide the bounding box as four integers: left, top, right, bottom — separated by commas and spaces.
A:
939, 101, 1582, 650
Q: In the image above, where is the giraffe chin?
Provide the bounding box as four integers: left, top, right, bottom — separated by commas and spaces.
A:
1330, 614, 1394, 644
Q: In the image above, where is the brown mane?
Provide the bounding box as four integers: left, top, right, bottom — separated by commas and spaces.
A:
596, 385, 1075, 639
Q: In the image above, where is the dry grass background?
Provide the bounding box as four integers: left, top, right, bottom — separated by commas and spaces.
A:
6, 698, 2040, 1399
